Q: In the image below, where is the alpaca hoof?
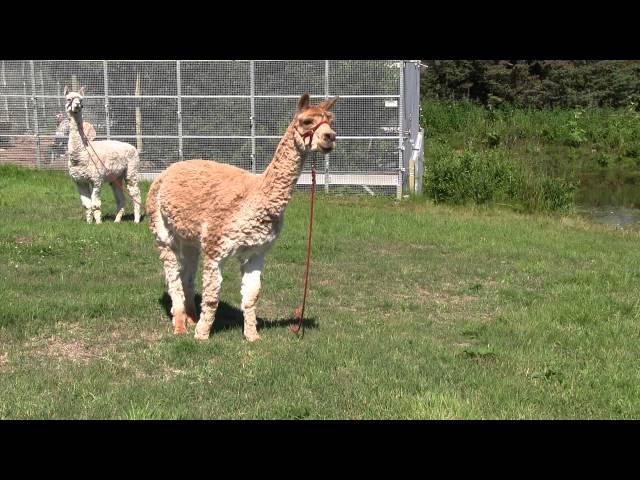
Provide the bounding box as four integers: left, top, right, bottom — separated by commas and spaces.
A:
194, 330, 209, 341
185, 308, 197, 326
245, 333, 262, 342
173, 310, 187, 335
173, 325, 188, 335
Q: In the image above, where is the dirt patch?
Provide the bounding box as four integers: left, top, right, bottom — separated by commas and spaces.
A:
14, 235, 37, 246
396, 287, 478, 306
162, 366, 186, 380
0, 352, 11, 372
26, 322, 166, 365
40, 337, 107, 364
139, 330, 164, 343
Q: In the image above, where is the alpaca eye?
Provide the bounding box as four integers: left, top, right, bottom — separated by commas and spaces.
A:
303, 118, 314, 125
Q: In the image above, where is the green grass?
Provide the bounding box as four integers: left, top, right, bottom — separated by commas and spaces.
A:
1, 164, 640, 418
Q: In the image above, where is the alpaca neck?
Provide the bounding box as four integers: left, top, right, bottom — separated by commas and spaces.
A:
260, 122, 309, 214
67, 113, 88, 165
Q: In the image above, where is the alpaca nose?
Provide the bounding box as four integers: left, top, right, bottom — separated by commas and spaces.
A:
323, 131, 336, 142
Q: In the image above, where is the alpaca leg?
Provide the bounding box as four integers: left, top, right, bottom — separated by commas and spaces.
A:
194, 256, 222, 340
125, 175, 142, 223
111, 181, 126, 223
76, 182, 93, 223
90, 182, 103, 224
240, 254, 265, 342
180, 243, 200, 326
159, 243, 188, 335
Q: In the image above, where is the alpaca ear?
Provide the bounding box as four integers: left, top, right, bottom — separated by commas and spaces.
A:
298, 93, 310, 111
319, 96, 339, 111
79, 87, 85, 96
63, 86, 69, 96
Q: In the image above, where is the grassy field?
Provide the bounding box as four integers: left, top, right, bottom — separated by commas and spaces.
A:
1, 164, 640, 419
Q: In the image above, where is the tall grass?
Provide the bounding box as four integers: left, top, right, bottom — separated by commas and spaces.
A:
421, 100, 640, 212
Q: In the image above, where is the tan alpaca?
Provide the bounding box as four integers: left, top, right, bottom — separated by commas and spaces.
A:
147, 93, 338, 341
65, 87, 142, 224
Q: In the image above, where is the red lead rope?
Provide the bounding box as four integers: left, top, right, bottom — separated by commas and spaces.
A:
290, 166, 317, 337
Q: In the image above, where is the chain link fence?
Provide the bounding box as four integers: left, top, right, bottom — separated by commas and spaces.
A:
0, 60, 422, 198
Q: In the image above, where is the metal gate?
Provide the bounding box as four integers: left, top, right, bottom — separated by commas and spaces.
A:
0, 60, 423, 198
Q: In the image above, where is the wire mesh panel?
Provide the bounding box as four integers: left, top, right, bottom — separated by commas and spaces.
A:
255, 137, 282, 172
182, 97, 250, 137
255, 60, 326, 96
117, 137, 180, 172
0, 60, 420, 197
329, 60, 402, 95
332, 97, 401, 137
107, 61, 177, 96
33, 60, 106, 96
183, 138, 253, 170
109, 97, 177, 136
180, 61, 250, 96
329, 138, 400, 173
254, 96, 299, 137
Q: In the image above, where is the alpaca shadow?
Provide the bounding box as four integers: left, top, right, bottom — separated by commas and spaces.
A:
102, 213, 145, 223
158, 292, 318, 334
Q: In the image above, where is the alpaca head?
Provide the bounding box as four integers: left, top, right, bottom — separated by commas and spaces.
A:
63, 86, 85, 116
294, 93, 339, 153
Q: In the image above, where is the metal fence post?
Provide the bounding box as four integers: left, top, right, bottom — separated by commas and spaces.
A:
176, 60, 183, 161
29, 61, 41, 168
324, 59, 330, 193
103, 60, 111, 140
250, 60, 256, 173
404, 60, 423, 195
22, 62, 30, 131
397, 61, 405, 199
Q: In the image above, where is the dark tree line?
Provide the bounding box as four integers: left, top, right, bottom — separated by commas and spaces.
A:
421, 60, 640, 109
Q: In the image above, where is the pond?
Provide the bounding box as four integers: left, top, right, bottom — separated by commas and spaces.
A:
576, 167, 640, 230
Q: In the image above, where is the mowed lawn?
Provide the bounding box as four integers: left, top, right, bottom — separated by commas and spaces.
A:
1, 164, 639, 419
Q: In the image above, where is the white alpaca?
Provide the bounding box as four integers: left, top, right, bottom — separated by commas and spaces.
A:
147, 93, 338, 341
64, 86, 142, 224
51, 112, 96, 161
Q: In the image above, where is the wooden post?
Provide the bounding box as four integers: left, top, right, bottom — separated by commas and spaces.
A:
30, 61, 41, 167
38, 70, 45, 112
71, 74, 79, 92
1, 61, 9, 122
56, 81, 62, 109
135, 71, 143, 154
22, 62, 30, 131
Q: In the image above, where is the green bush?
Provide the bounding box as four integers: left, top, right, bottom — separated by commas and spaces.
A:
424, 144, 576, 212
